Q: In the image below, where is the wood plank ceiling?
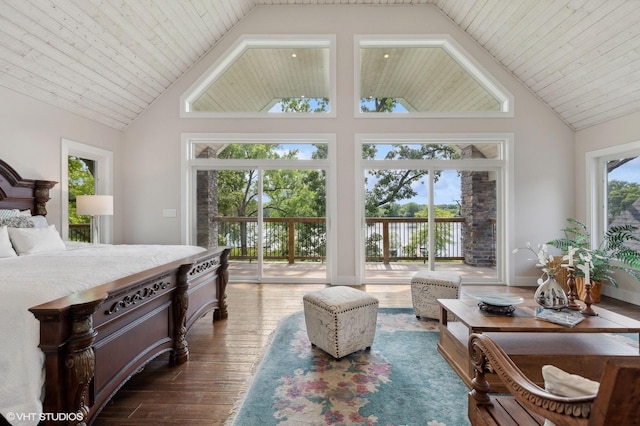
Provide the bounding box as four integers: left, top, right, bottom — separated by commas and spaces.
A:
0, 0, 639, 131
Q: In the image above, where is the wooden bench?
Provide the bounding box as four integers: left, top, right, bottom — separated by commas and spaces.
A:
467, 333, 640, 425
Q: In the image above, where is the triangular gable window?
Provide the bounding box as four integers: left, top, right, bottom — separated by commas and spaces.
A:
181, 36, 335, 117
356, 36, 513, 117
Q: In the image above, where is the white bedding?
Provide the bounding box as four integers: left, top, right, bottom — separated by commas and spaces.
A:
0, 242, 205, 426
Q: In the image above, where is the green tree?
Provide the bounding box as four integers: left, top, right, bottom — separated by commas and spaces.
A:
263, 166, 326, 259
405, 206, 455, 257
379, 202, 402, 217
415, 205, 457, 219
216, 143, 327, 259
216, 145, 272, 254
265, 169, 325, 217
280, 97, 329, 113
363, 144, 459, 217
365, 232, 383, 258
360, 97, 398, 112
398, 202, 423, 218
68, 156, 94, 225
608, 180, 640, 223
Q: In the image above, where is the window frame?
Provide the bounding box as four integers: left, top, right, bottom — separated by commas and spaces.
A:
181, 133, 337, 284
354, 35, 514, 119
354, 133, 514, 284
587, 140, 640, 248
180, 35, 337, 118
60, 139, 114, 242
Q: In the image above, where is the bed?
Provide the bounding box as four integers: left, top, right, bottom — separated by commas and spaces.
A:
0, 158, 230, 425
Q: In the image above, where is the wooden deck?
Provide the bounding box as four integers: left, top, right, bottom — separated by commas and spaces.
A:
229, 260, 497, 281
94, 283, 640, 425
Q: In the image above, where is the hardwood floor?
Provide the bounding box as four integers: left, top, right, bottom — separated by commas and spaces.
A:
94, 283, 640, 425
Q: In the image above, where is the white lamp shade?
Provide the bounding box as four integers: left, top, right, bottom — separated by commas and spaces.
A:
76, 195, 114, 216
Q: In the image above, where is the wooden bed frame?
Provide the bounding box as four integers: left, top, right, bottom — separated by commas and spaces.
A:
0, 159, 230, 425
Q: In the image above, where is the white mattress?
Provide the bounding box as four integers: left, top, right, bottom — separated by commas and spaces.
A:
0, 242, 205, 426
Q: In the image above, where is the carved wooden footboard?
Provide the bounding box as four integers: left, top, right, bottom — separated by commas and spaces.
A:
29, 247, 230, 425
1, 159, 231, 425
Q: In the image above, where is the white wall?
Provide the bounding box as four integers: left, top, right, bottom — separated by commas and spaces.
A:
0, 85, 123, 241
575, 110, 640, 304
122, 5, 574, 285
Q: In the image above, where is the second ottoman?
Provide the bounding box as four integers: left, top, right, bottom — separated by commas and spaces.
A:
411, 270, 461, 320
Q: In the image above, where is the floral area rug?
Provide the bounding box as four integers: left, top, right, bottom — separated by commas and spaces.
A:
229, 308, 470, 426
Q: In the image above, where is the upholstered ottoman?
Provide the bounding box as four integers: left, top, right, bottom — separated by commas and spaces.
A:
303, 286, 379, 359
411, 271, 461, 320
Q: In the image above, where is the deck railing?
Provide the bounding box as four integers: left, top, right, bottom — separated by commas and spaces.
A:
69, 217, 475, 264
364, 217, 465, 263
214, 216, 466, 264
69, 224, 91, 242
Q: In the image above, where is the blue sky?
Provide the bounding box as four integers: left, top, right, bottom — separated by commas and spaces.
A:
609, 156, 640, 184
399, 169, 460, 205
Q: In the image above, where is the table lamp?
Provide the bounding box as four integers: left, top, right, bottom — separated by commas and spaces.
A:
76, 195, 113, 244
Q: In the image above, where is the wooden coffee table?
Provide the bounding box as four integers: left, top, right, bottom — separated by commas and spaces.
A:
437, 298, 640, 392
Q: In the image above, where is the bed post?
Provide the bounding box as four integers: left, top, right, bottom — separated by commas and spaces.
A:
65, 301, 102, 425
33, 180, 57, 216
213, 248, 230, 321
172, 263, 192, 366
30, 298, 103, 426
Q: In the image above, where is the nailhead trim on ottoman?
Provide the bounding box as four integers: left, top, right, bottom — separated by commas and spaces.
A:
411, 271, 461, 320
303, 286, 379, 359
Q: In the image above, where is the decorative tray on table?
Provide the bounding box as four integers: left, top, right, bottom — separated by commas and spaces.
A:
467, 293, 524, 316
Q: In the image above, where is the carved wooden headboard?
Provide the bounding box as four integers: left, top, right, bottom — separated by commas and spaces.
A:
0, 159, 57, 216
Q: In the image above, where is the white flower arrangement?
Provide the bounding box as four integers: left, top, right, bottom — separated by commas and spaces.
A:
574, 249, 594, 284
512, 242, 564, 284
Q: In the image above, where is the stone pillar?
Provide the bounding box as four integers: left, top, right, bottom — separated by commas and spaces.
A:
460, 146, 496, 267
196, 147, 218, 249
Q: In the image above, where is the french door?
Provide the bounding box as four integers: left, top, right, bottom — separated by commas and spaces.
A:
357, 136, 508, 284
185, 135, 334, 283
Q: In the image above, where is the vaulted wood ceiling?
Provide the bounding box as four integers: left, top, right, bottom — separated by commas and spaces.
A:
1, 0, 639, 131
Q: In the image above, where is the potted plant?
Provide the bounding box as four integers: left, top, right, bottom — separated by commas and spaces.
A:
547, 218, 640, 302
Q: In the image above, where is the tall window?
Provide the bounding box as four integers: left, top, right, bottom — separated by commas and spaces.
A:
61, 139, 113, 242
183, 134, 335, 283
607, 157, 640, 227
589, 143, 640, 249
356, 135, 510, 284
67, 156, 95, 242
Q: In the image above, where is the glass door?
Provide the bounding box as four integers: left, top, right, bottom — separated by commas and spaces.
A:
262, 168, 327, 280
196, 168, 260, 279
67, 156, 95, 243
358, 138, 504, 284
187, 136, 333, 283
363, 166, 431, 281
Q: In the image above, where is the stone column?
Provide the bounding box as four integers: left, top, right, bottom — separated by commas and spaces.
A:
460, 145, 496, 267
196, 147, 218, 249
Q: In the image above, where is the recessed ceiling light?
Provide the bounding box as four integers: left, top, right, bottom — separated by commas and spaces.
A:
291, 53, 297, 58
383, 54, 390, 59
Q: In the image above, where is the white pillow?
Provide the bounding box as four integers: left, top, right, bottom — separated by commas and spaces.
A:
0, 216, 35, 228
30, 215, 49, 228
8, 225, 66, 255
0, 209, 20, 219
542, 365, 599, 426
0, 226, 17, 258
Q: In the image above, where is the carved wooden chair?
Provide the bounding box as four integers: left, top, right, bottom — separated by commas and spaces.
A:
467, 333, 640, 425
